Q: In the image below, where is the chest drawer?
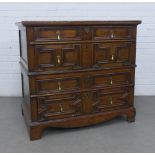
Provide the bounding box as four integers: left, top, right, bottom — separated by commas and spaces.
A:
92, 86, 133, 113
32, 44, 82, 72
93, 26, 135, 40
31, 75, 81, 95
82, 69, 133, 89
34, 26, 82, 42
92, 42, 135, 68
29, 68, 134, 95
91, 71, 131, 88
37, 93, 83, 121
29, 41, 134, 72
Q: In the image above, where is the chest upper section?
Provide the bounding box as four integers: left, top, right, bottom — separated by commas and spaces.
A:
17, 21, 141, 73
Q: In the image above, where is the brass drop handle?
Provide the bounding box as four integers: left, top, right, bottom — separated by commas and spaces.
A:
59, 104, 64, 113
58, 81, 62, 91
111, 54, 114, 61
110, 78, 113, 85
57, 55, 61, 64
57, 34, 60, 40
109, 96, 113, 105
111, 32, 114, 39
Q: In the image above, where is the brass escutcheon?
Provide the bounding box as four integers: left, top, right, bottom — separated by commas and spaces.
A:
84, 27, 90, 33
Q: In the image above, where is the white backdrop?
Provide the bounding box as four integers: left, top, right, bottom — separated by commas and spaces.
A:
0, 3, 155, 96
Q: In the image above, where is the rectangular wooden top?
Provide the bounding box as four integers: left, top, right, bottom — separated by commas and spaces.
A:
16, 20, 142, 27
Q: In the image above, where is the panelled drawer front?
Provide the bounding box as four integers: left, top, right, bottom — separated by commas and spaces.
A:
92, 87, 133, 113
33, 44, 82, 72
34, 26, 82, 42
92, 42, 134, 68
30, 74, 81, 94
30, 69, 134, 95
92, 71, 131, 88
37, 93, 82, 121
29, 71, 135, 122
36, 86, 133, 121
83, 70, 133, 89
93, 26, 135, 40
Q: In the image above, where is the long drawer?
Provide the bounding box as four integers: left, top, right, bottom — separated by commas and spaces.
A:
29, 68, 134, 95
35, 86, 133, 121
27, 41, 135, 72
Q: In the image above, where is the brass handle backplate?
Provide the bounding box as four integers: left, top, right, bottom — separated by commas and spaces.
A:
111, 54, 114, 61
109, 96, 113, 105
111, 32, 114, 39
110, 77, 113, 85
56, 31, 61, 40
57, 55, 61, 64
57, 34, 60, 40
58, 81, 62, 91
59, 104, 64, 113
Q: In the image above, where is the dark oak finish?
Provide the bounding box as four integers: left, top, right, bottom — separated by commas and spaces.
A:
16, 20, 141, 140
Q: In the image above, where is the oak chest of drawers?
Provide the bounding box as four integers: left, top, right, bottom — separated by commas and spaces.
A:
16, 21, 141, 140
